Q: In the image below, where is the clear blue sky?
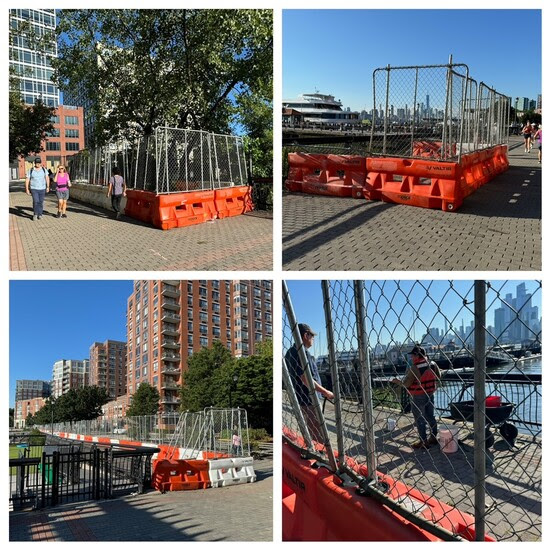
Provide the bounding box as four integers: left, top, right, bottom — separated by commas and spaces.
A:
285, 280, 541, 358
9, 280, 133, 407
283, 10, 541, 111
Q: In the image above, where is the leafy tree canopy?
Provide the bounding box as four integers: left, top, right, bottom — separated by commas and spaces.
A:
54, 9, 273, 159
126, 382, 161, 416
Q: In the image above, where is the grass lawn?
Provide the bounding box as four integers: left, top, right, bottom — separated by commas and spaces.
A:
9, 445, 44, 475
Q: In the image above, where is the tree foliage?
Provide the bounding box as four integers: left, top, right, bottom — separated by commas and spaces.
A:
180, 340, 272, 433
26, 386, 109, 426
126, 382, 161, 416
9, 14, 55, 163
54, 9, 273, 171
520, 110, 541, 125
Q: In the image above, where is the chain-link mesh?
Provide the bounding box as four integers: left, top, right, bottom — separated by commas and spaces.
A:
369, 62, 509, 162
282, 280, 541, 541
66, 127, 247, 194
37, 408, 251, 459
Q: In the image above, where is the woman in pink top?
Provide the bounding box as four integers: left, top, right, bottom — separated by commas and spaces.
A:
533, 125, 542, 164
54, 165, 71, 218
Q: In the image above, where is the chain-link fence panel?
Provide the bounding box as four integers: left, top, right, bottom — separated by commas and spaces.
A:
209, 132, 248, 189
370, 63, 470, 161
283, 280, 541, 541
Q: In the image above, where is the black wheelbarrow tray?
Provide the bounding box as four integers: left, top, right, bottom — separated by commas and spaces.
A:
449, 400, 515, 425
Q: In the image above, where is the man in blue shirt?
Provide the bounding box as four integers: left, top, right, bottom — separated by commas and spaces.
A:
285, 323, 333, 441
25, 157, 50, 220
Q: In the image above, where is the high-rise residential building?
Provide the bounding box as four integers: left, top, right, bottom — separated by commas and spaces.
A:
51, 359, 89, 398
15, 379, 51, 402
89, 340, 127, 399
126, 280, 273, 415
9, 9, 59, 107
537, 94, 542, 111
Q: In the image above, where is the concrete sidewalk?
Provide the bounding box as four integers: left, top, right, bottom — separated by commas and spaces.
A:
9, 458, 273, 541
9, 182, 272, 271
283, 137, 541, 271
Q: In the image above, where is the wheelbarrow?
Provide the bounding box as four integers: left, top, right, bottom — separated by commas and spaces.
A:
448, 385, 517, 449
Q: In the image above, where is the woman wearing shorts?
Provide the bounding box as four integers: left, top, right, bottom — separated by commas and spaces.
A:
533, 125, 542, 164
521, 121, 532, 153
54, 165, 71, 218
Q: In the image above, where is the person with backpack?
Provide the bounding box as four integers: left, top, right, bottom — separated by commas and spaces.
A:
25, 157, 50, 221
107, 166, 127, 219
54, 164, 71, 218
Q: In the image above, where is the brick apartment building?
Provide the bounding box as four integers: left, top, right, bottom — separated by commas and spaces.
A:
126, 280, 273, 415
13, 379, 51, 428
14, 397, 48, 428
89, 340, 127, 399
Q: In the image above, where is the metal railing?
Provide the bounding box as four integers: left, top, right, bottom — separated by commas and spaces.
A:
283, 280, 541, 541
66, 127, 248, 194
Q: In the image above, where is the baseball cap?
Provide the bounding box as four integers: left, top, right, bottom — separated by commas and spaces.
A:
408, 345, 426, 356
34, 157, 42, 163
298, 323, 317, 336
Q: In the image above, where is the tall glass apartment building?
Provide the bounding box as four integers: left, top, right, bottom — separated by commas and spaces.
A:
9, 8, 59, 107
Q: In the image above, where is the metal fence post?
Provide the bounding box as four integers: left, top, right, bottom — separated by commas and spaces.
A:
354, 281, 378, 484
321, 281, 346, 470
474, 280, 487, 541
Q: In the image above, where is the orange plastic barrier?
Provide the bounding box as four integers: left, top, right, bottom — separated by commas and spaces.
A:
412, 141, 456, 160
282, 439, 495, 541
214, 185, 254, 218
124, 189, 157, 225
286, 153, 366, 198
365, 157, 463, 211
155, 190, 217, 230
152, 458, 210, 492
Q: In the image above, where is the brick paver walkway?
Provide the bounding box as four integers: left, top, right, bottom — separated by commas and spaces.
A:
9, 458, 273, 541
9, 182, 272, 271
283, 137, 541, 271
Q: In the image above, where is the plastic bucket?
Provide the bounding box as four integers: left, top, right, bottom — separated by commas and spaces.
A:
387, 418, 396, 431
438, 425, 459, 453
486, 395, 502, 407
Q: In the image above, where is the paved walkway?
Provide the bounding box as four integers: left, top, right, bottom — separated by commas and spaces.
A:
283, 137, 541, 271
9, 458, 273, 541
9, 182, 272, 271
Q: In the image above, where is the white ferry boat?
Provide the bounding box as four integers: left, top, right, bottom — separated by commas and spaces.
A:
283, 93, 360, 125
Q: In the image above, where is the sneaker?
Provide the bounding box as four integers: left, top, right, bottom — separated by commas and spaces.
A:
116, 212, 121, 219
427, 435, 438, 447
56, 212, 61, 218
37, 215, 42, 220
32, 215, 37, 221
411, 439, 429, 449
62, 214, 67, 218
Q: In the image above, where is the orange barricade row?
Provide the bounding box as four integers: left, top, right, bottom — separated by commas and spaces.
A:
282, 439, 495, 541
125, 186, 254, 230
411, 141, 457, 160
286, 153, 366, 198
152, 458, 210, 492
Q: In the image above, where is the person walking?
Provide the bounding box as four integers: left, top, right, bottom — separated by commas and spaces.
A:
521, 121, 533, 152
232, 430, 242, 456
25, 157, 50, 221
284, 323, 334, 441
107, 167, 127, 219
533, 124, 542, 164
54, 165, 71, 218
392, 345, 441, 449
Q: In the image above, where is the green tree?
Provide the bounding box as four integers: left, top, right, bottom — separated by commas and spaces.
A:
54, 8, 273, 165
180, 341, 233, 411
520, 110, 541, 125
126, 382, 161, 416
9, 408, 15, 427
9, 14, 55, 163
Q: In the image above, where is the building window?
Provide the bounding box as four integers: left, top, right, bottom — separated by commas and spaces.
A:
65, 142, 80, 151
188, 321, 193, 331
200, 337, 208, 347
200, 324, 208, 335
187, 334, 193, 344
64, 115, 78, 125
46, 141, 61, 151
65, 129, 79, 138
188, 348, 194, 357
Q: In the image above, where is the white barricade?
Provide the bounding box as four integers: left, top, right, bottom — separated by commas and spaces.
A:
209, 457, 256, 488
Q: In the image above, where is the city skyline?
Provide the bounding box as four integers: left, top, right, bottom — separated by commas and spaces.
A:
285, 281, 541, 359
283, 10, 541, 113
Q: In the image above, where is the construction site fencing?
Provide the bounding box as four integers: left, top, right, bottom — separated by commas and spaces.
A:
66, 127, 248, 194
369, 60, 510, 162
282, 280, 541, 541
36, 407, 251, 459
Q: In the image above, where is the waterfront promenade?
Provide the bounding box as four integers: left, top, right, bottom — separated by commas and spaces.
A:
9, 181, 272, 271
10, 458, 273, 541
283, 137, 541, 271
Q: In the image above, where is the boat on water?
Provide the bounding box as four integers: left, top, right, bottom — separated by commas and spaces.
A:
283, 93, 361, 125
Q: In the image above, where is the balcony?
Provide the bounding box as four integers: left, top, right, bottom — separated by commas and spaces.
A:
162, 339, 180, 350
160, 395, 181, 405
161, 352, 181, 362
162, 297, 180, 311
161, 365, 180, 375
161, 325, 179, 337
162, 284, 180, 299
162, 311, 180, 323
161, 380, 180, 390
